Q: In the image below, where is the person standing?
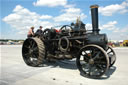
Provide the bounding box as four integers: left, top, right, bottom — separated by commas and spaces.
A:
27, 26, 34, 37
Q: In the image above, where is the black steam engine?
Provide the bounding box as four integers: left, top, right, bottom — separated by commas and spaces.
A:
22, 5, 116, 78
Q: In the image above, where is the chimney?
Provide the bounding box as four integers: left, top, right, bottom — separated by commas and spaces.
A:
90, 5, 100, 34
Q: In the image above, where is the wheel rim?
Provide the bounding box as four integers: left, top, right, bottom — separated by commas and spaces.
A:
77, 45, 109, 78
106, 46, 116, 67
60, 25, 73, 35
60, 25, 73, 31
22, 38, 39, 66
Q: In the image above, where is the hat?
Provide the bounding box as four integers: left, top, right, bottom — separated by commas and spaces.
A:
40, 26, 43, 28
31, 26, 34, 29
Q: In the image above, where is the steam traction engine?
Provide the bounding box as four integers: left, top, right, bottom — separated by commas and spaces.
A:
22, 5, 116, 78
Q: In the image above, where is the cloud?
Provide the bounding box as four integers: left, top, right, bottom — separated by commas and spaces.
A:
100, 21, 117, 30
40, 15, 53, 19
120, 9, 128, 14
33, 0, 76, 8
33, 0, 67, 7
86, 23, 92, 30
62, 7, 81, 13
54, 7, 87, 22
2, 5, 54, 34
13, 5, 23, 12
113, 25, 128, 33
108, 25, 128, 40
32, 0, 87, 22
100, 21, 128, 40
86, 21, 128, 40
2, 4, 87, 37
99, 0, 128, 16
86, 21, 117, 31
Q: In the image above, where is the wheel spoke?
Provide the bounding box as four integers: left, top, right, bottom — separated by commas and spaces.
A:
95, 61, 106, 64
32, 42, 36, 48
88, 65, 93, 75
31, 54, 35, 58
107, 50, 112, 54
32, 58, 38, 64
29, 40, 32, 45
33, 47, 39, 55
33, 51, 38, 54
24, 45, 30, 49
93, 51, 101, 60
107, 47, 113, 54
81, 55, 90, 61
29, 40, 34, 48
84, 51, 92, 58
93, 65, 105, 76
24, 53, 31, 57
95, 64, 104, 70
91, 50, 97, 58
95, 56, 105, 60
33, 47, 38, 51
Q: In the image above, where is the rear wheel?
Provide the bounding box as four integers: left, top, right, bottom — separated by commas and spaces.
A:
76, 45, 109, 78
22, 37, 45, 67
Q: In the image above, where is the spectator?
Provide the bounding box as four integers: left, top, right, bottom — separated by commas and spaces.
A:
27, 26, 34, 37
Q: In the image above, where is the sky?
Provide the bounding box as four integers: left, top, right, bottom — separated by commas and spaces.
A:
0, 0, 128, 40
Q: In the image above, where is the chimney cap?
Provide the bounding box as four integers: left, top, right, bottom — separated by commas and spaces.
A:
90, 5, 99, 9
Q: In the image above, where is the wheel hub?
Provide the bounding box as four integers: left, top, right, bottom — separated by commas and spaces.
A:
89, 59, 94, 65
29, 49, 33, 54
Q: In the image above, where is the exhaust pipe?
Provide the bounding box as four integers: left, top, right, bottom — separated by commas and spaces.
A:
90, 5, 100, 34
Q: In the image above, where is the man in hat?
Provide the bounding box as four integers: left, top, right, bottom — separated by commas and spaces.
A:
36, 26, 43, 34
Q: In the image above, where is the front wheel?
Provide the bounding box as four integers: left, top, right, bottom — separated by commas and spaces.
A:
76, 45, 109, 78
22, 37, 46, 67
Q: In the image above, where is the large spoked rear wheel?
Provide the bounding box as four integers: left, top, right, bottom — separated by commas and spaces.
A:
106, 46, 116, 67
76, 45, 109, 78
22, 37, 45, 67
